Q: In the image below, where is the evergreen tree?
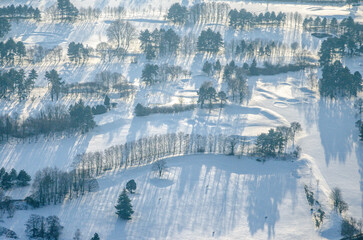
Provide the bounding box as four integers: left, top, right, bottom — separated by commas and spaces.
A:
45, 69, 64, 101
104, 95, 110, 109
249, 59, 258, 76
214, 60, 222, 72
69, 99, 96, 133
17, 169, 31, 186
45, 216, 63, 240
0, 18, 10, 38
25, 69, 37, 93
1, 172, 12, 189
141, 64, 159, 85
9, 168, 17, 182
167, 3, 188, 24
115, 188, 134, 220
197, 28, 223, 53
126, 179, 136, 194
90, 233, 100, 240
202, 61, 213, 76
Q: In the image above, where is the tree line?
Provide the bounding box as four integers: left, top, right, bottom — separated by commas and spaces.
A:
29, 166, 99, 207
0, 100, 96, 141
73, 127, 302, 179
229, 9, 286, 29
0, 4, 41, 21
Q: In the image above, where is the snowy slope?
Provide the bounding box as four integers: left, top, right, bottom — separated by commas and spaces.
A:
3, 155, 324, 240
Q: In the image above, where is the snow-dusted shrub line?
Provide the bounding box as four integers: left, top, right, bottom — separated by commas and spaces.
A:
134, 103, 196, 116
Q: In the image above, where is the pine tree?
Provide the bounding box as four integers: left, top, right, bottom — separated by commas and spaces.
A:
104, 95, 110, 109
249, 59, 258, 76
0, 18, 11, 38
1, 172, 12, 189
45, 69, 64, 101
115, 189, 134, 220
91, 233, 100, 240
167, 3, 188, 24
9, 168, 17, 182
17, 170, 31, 186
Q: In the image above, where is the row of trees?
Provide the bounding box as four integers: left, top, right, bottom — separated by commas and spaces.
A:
139, 28, 180, 59
0, 100, 96, 141
0, 38, 26, 65
73, 128, 301, 179
141, 64, 189, 85
0, 168, 31, 189
0, 68, 37, 100
0, 4, 41, 21
229, 9, 286, 29
30, 166, 99, 207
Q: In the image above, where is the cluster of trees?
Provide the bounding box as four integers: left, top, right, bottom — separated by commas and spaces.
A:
197, 82, 226, 109
0, 38, 26, 65
197, 28, 223, 53
0, 4, 41, 21
329, 187, 363, 238
139, 28, 180, 59
167, 3, 235, 25
223, 61, 248, 103
27, 45, 63, 64
0, 101, 96, 141
0, 68, 37, 100
318, 17, 362, 65
202, 60, 222, 76
30, 167, 99, 207
319, 61, 362, 98
134, 103, 196, 116
67, 42, 90, 63
106, 20, 136, 51
25, 214, 63, 240
254, 122, 302, 158
304, 185, 325, 228
57, 0, 78, 21
229, 9, 286, 29
0, 168, 31, 189
141, 64, 189, 85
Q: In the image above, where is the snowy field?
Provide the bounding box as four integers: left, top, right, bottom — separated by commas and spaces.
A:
3, 155, 325, 240
0, 0, 362, 239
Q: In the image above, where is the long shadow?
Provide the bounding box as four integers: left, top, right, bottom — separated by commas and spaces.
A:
318, 99, 356, 165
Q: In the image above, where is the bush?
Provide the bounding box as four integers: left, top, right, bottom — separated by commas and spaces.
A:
92, 105, 108, 115
134, 103, 196, 116
25, 196, 40, 209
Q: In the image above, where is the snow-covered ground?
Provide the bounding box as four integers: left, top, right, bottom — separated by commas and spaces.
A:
0, 0, 362, 239
3, 155, 325, 240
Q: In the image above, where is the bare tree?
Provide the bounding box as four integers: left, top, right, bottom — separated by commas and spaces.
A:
330, 187, 348, 215
152, 159, 167, 177
106, 20, 137, 50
